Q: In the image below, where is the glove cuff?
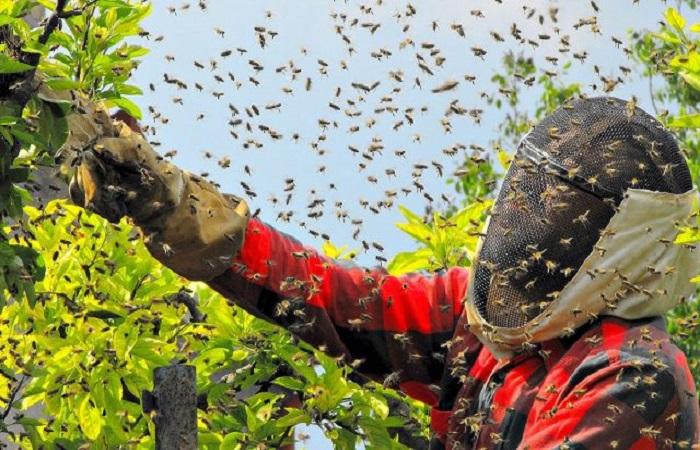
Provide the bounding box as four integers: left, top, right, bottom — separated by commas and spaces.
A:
140, 173, 250, 281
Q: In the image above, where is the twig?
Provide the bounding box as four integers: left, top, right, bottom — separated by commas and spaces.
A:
0, 0, 74, 136
129, 273, 150, 301
1, 375, 28, 421
170, 291, 205, 323
30, 0, 70, 64
648, 74, 659, 116
76, 3, 97, 82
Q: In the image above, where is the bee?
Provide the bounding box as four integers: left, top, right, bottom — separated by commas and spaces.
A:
451, 23, 465, 37
383, 370, 402, 388
470, 47, 487, 58
431, 80, 459, 93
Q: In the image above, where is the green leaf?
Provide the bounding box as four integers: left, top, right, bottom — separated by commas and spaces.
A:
387, 248, 433, 275
450, 201, 492, 230
109, 96, 142, 120
44, 78, 81, 91
368, 394, 389, 419
78, 395, 102, 440
675, 224, 700, 244
0, 15, 17, 27
219, 432, 241, 448
0, 116, 17, 126
47, 30, 75, 52
274, 408, 310, 428
0, 54, 33, 74
665, 7, 686, 31
680, 71, 700, 93
668, 113, 700, 128
496, 149, 512, 170
35, 0, 58, 9
231, 348, 248, 361
96, 0, 131, 8
395, 206, 434, 246
273, 376, 305, 391
37, 98, 69, 153
115, 83, 143, 96
130, 339, 169, 365
653, 30, 683, 45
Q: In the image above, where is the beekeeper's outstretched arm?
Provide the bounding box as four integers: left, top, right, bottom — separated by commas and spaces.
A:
58, 84, 474, 406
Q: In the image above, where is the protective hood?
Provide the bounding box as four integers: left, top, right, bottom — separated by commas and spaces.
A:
465, 187, 700, 359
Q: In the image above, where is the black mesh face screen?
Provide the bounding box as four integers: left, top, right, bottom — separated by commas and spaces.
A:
474, 96, 693, 329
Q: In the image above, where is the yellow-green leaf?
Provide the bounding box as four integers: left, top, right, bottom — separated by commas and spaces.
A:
497, 149, 513, 170
368, 394, 389, 420
666, 7, 686, 31
387, 248, 433, 275
668, 113, 700, 128
78, 395, 102, 440
109, 96, 142, 120
0, 54, 33, 74
680, 71, 700, 92
322, 240, 343, 259
231, 349, 248, 361
273, 376, 305, 391
274, 408, 310, 428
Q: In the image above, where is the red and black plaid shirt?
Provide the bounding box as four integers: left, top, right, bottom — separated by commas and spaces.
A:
208, 219, 700, 449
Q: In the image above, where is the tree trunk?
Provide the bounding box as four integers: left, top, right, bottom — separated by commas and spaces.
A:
149, 365, 198, 450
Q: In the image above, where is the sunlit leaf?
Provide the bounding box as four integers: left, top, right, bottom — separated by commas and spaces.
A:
680, 71, 700, 92
78, 395, 102, 440
668, 113, 700, 128
665, 7, 686, 31
387, 248, 433, 275
109, 96, 142, 120
0, 54, 33, 74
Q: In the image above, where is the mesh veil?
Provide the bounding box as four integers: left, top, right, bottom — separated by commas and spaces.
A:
474, 96, 692, 329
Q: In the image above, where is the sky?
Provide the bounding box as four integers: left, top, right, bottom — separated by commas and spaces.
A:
127, 1, 698, 448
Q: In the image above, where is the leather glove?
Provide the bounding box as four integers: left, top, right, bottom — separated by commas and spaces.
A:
68, 122, 184, 225
67, 116, 250, 281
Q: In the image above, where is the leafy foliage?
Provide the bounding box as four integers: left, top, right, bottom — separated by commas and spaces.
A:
387, 202, 491, 276
1, 201, 427, 449
34, 0, 150, 117
0, 0, 149, 310
631, 6, 700, 385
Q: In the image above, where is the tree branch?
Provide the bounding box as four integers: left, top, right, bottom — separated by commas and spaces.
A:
1, 0, 73, 160
0, 375, 28, 422
170, 291, 205, 323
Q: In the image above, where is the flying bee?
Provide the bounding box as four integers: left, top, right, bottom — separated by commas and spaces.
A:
490, 31, 504, 42
470, 47, 487, 58
431, 80, 459, 93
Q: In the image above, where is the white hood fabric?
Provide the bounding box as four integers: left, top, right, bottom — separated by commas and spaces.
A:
465, 188, 700, 359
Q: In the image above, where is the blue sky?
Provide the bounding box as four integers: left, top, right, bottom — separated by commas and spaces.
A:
129, 1, 698, 448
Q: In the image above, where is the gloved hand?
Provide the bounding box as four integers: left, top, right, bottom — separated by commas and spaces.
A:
65, 107, 249, 281
68, 122, 185, 226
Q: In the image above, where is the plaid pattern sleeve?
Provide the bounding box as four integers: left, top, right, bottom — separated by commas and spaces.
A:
208, 218, 468, 403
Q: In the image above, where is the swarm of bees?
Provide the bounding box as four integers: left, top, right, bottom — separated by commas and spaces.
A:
136, 0, 652, 265
124, 0, 688, 420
